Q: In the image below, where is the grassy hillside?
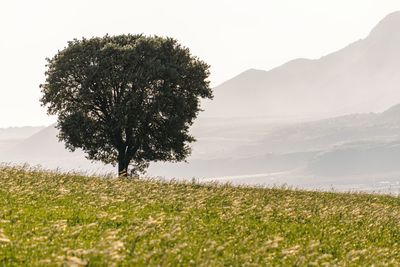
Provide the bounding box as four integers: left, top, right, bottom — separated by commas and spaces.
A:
0, 167, 400, 266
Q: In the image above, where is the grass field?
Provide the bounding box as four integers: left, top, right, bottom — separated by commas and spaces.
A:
0, 166, 400, 266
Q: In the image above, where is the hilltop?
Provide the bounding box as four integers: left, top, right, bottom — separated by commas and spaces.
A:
0, 167, 399, 266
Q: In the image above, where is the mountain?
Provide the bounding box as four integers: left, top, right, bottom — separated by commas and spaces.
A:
0, 125, 113, 173
0, 126, 45, 154
308, 140, 400, 177
203, 11, 400, 120
0, 126, 44, 141
150, 103, 400, 190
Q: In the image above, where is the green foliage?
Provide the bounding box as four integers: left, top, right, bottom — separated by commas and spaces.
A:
1, 167, 400, 266
40, 35, 212, 175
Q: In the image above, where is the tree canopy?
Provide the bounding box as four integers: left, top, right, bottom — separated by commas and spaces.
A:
40, 34, 212, 176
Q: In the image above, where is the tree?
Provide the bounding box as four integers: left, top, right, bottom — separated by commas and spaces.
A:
40, 34, 212, 176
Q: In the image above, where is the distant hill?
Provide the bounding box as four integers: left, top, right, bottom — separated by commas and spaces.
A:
0, 126, 45, 154
1, 103, 400, 190
0, 125, 112, 173
203, 11, 400, 119
151, 103, 400, 190
309, 139, 400, 176
0, 126, 44, 141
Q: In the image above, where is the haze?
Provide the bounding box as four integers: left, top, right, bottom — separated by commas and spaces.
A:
2, 0, 400, 127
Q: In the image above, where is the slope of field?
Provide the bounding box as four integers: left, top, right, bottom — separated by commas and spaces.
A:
1, 167, 400, 265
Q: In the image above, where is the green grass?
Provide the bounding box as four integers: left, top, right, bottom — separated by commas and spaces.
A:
0, 167, 400, 266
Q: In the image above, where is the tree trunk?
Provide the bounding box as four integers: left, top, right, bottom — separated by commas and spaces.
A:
118, 152, 129, 177
118, 160, 128, 177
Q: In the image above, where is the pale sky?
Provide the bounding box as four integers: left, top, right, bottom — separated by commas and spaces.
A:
1, 0, 400, 127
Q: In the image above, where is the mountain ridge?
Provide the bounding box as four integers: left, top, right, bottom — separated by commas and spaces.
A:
203, 11, 400, 120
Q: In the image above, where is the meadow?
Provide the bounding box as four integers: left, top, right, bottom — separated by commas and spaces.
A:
0, 166, 400, 266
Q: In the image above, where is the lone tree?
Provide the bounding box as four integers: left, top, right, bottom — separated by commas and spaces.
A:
40, 34, 212, 176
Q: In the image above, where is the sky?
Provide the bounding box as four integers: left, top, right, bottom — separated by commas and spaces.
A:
1, 0, 400, 127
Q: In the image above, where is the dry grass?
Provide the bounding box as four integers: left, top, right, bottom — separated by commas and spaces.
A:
0, 166, 400, 266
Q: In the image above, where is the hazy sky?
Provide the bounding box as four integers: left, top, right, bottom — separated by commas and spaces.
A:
1, 0, 400, 127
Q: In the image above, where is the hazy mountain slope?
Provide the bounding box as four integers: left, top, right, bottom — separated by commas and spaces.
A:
308, 140, 400, 177
203, 11, 400, 119
6, 125, 68, 158
0, 126, 44, 141
218, 103, 400, 160
0, 126, 45, 155
0, 125, 113, 173
149, 104, 400, 181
